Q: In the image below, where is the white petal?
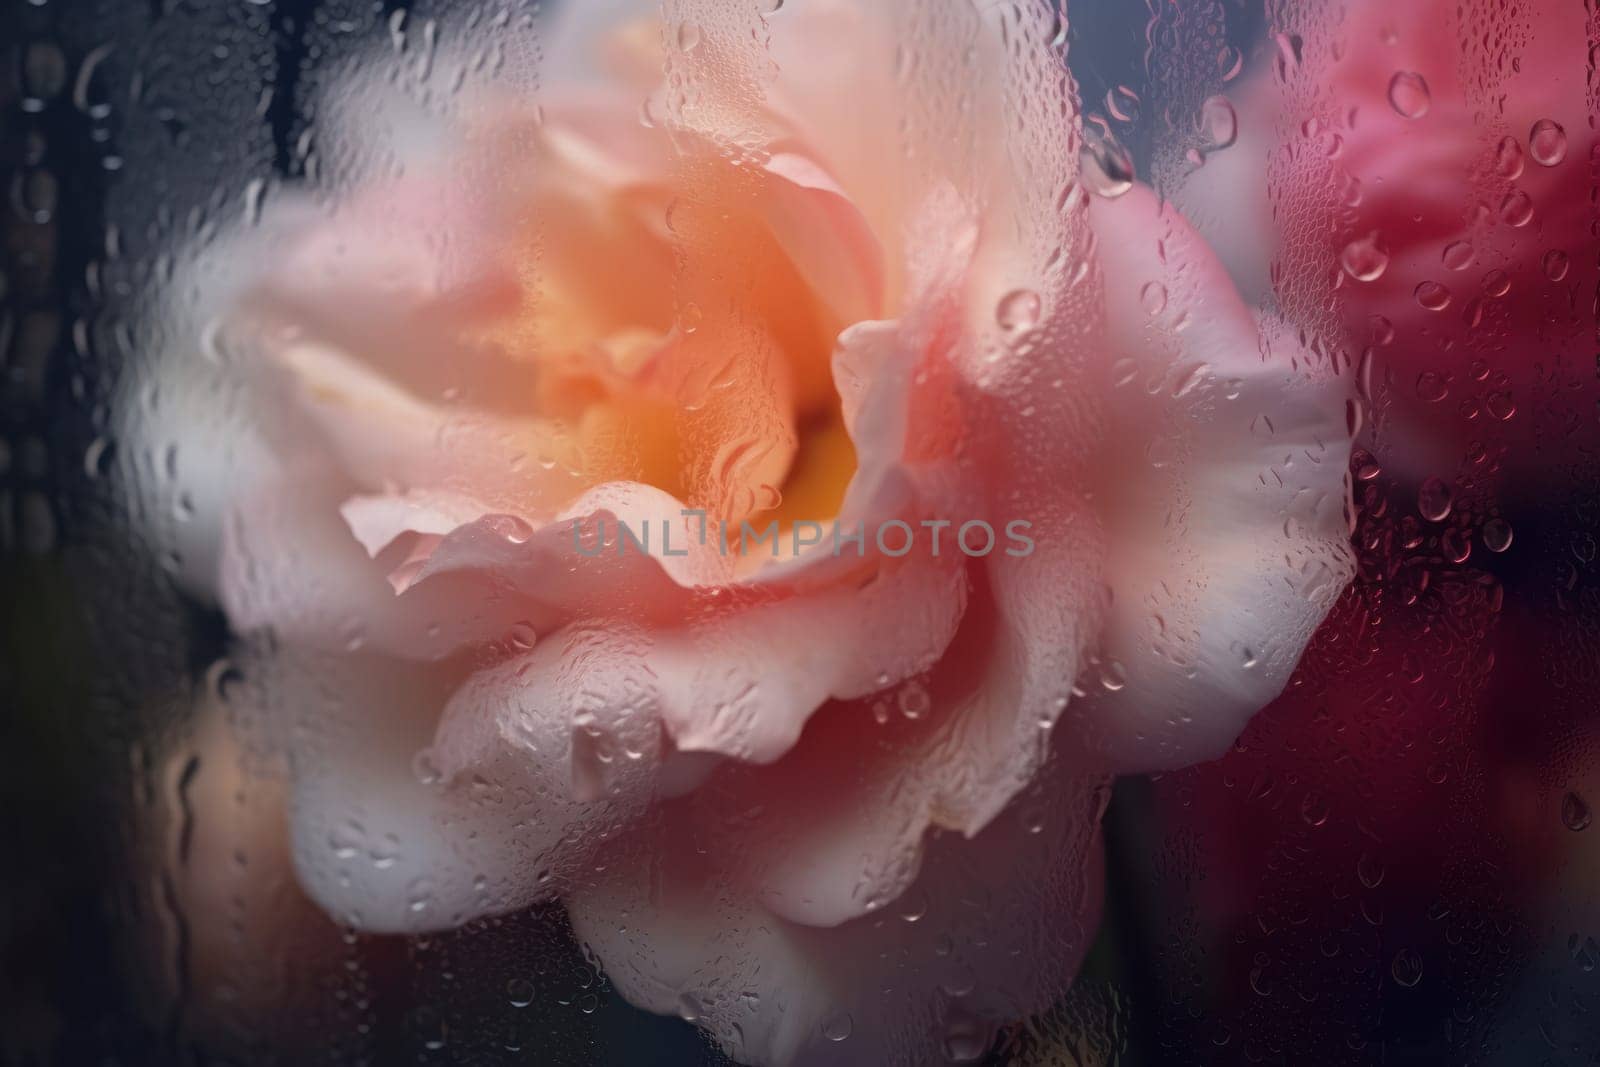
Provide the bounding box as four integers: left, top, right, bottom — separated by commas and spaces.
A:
276, 628, 666, 935
568, 754, 1107, 1067
220, 470, 530, 661
1076, 186, 1354, 772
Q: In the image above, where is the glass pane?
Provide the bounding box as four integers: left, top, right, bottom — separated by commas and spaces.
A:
2, 1, 1596, 1064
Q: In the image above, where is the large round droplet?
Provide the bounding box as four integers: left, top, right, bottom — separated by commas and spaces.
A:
1440, 241, 1475, 271
1413, 281, 1451, 311
1080, 127, 1134, 198
1543, 249, 1570, 281
1198, 94, 1238, 150
22, 42, 68, 105
1340, 233, 1389, 282
1499, 189, 1534, 227
1415, 370, 1448, 403
1387, 71, 1430, 119
996, 289, 1042, 335
1391, 948, 1424, 988
1140, 281, 1169, 316
1529, 119, 1568, 167
1482, 517, 1514, 553
1417, 476, 1453, 522
506, 978, 536, 1009
1563, 791, 1592, 832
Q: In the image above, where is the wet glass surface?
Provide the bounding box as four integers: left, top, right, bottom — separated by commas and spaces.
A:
3, 1, 1598, 1064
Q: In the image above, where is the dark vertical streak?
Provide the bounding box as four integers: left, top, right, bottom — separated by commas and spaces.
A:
159, 751, 200, 1058
267, 0, 319, 176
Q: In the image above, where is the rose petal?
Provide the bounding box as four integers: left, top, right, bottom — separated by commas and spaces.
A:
352, 479, 968, 768
648, 549, 968, 766
759, 151, 886, 329
1077, 186, 1354, 773
277, 628, 667, 935
220, 470, 529, 661
567, 753, 1107, 1067
264, 339, 565, 514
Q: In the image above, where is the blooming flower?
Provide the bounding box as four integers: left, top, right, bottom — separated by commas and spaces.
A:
1180, 0, 1597, 486
131, 1, 1353, 1063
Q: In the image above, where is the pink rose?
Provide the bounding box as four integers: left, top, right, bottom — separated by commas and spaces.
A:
137, 2, 1353, 1063
1180, 0, 1597, 485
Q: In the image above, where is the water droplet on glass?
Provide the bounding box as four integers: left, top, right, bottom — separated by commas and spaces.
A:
1413, 281, 1451, 311
996, 289, 1041, 335
1100, 660, 1127, 692
1106, 85, 1141, 123
1387, 71, 1430, 119
1300, 791, 1329, 827
1415, 371, 1448, 403
1529, 119, 1567, 166
821, 1012, 853, 1042
1199, 95, 1238, 150
679, 301, 703, 334
329, 819, 366, 860
488, 515, 533, 544
1542, 249, 1570, 281
1417, 477, 1453, 522
1482, 517, 1514, 553
940, 1014, 994, 1063
407, 877, 434, 914
1081, 127, 1134, 199
1140, 282, 1169, 316
1494, 136, 1524, 179
676, 22, 703, 52
1272, 31, 1303, 74
1357, 851, 1386, 889
1563, 791, 1592, 831
1391, 948, 1424, 988
412, 748, 443, 786
896, 682, 931, 720
22, 42, 67, 107
15, 168, 59, 224
1340, 233, 1389, 282
1441, 241, 1475, 271
507, 977, 536, 1008
83, 435, 114, 479
1217, 43, 1244, 81
1499, 189, 1534, 227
